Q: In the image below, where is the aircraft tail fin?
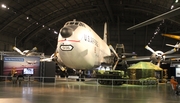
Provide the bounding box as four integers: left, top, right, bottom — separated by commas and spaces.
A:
103, 22, 107, 44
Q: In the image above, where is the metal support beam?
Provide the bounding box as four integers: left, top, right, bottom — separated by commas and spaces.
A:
104, 0, 114, 23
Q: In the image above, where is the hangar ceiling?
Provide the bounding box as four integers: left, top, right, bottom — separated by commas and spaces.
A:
0, 0, 180, 56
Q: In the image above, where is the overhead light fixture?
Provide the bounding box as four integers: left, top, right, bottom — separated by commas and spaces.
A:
26, 17, 29, 19
175, 0, 179, 3
42, 25, 44, 27
171, 5, 174, 9
54, 31, 58, 34
1, 4, 6, 8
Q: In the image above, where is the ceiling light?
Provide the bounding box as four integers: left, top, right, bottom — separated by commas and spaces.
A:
175, 0, 179, 3
154, 32, 158, 34
26, 17, 29, 19
54, 31, 58, 34
1, 4, 6, 8
171, 5, 174, 9
42, 25, 44, 27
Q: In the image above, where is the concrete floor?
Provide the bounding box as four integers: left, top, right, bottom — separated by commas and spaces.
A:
0, 80, 180, 103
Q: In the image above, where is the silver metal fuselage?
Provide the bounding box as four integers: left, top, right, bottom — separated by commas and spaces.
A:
56, 21, 111, 70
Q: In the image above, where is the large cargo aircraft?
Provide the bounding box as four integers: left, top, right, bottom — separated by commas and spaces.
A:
55, 19, 119, 70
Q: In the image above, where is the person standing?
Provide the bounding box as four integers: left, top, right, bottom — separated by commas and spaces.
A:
170, 76, 179, 95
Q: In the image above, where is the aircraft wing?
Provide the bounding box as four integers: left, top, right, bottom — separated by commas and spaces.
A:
127, 7, 180, 30
165, 54, 180, 59
163, 54, 180, 63
126, 54, 180, 62
126, 56, 150, 61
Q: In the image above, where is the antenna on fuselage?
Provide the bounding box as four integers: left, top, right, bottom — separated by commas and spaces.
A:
103, 22, 107, 44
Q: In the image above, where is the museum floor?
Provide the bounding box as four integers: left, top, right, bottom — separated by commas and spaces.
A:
0, 79, 180, 103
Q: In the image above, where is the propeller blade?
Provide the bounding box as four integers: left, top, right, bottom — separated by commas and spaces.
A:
13, 46, 25, 55
145, 45, 156, 54
112, 59, 119, 70
166, 44, 176, 48
164, 48, 177, 55
157, 61, 161, 67
109, 45, 120, 59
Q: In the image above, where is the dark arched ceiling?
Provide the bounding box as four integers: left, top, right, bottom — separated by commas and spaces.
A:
0, 0, 180, 55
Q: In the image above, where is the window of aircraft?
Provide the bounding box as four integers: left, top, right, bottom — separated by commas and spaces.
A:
79, 23, 85, 27
65, 23, 69, 25
69, 22, 74, 25
65, 22, 86, 28
75, 22, 79, 25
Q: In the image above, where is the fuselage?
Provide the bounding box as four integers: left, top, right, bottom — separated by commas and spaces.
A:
56, 20, 111, 70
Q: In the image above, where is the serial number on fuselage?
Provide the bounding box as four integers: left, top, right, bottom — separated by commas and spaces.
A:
60, 45, 74, 51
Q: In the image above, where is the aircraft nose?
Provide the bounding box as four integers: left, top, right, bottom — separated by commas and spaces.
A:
60, 27, 73, 38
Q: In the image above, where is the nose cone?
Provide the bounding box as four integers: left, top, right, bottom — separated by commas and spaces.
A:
60, 27, 73, 38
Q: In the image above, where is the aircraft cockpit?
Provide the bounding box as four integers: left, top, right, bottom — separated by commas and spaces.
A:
65, 21, 86, 28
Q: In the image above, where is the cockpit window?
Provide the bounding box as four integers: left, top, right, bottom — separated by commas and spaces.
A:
75, 22, 79, 25
70, 22, 74, 25
79, 23, 85, 27
65, 21, 86, 28
65, 22, 69, 25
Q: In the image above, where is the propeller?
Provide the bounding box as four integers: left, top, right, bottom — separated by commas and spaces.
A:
145, 45, 177, 66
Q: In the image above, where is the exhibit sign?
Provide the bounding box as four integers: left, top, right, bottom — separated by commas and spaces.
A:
176, 68, 180, 77
3, 56, 40, 76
